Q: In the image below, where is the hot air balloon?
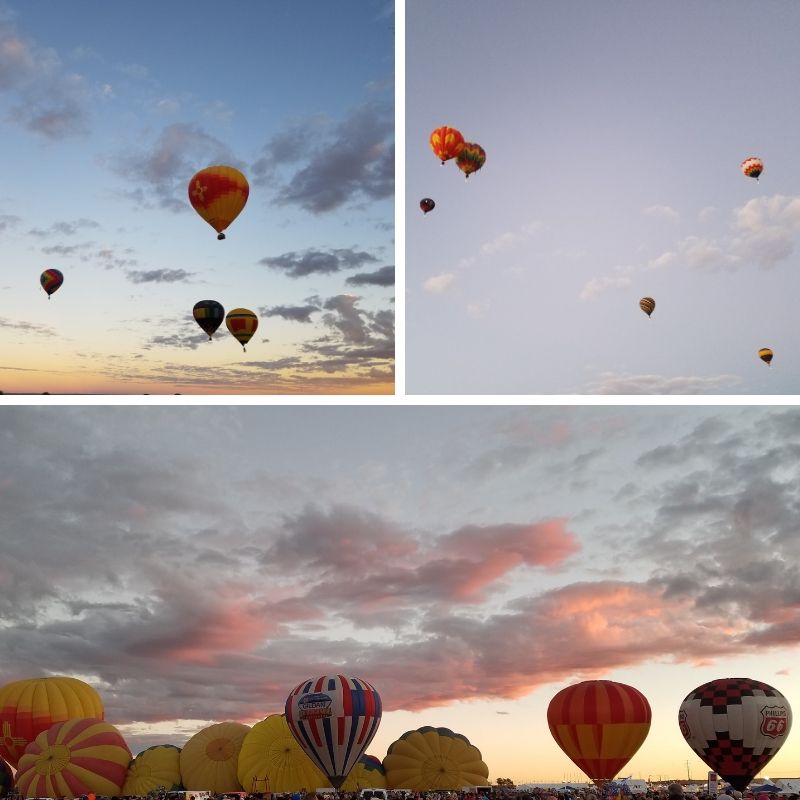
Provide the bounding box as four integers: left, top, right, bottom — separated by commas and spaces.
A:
640, 297, 656, 317
456, 143, 486, 179
285, 675, 382, 789
759, 347, 773, 366
430, 127, 465, 165
340, 755, 387, 792
741, 157, 764, 181
188, 166, 249, 240
0, 676, 104, 768
180, 721, 250, 793
225, 308, 258, 352
238, 714, 329, 794
0, 757, 13, 799
15, 718, 131, 799
40, 269, 63, 299
123, 745, 183, 796
382, 727, 488, 791
193, 300, 225, 340
678, 678, 792, 792
547, 680, 651, 788
420, 198, 435, 214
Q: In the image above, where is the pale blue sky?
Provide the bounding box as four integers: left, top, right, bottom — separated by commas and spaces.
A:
406, 0, 800, 394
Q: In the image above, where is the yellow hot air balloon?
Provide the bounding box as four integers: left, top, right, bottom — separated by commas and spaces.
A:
0, 676, 104, 768
382, 727, 489, 790
759, 347, 773, 366
639, 297, 655, 317
188, 166, 249, 240
339, 755, 386, 792
225, 308, 258, 352
238, 714, 328, 793
123, 745, 183, 795
16, 718, 130, 799
180, 721, 250, 792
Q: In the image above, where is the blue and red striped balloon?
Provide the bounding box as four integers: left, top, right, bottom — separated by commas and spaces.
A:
285, 675, 382, 789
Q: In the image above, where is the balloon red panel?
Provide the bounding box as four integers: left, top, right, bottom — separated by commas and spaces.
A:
547, 680, 651, 783
429, 127, 465, 164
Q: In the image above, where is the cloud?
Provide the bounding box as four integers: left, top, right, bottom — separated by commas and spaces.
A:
423, 273, 455, 293
262, 304, 320, 323
252, 100, 393, 213
584, 372, 742, 394
109, 123, 237, 211
258, 248, 378, 278
126, 269, 192, 284
0, 214, 20, 231
579, 272, 633, 301
643, 205, 679, 222
28, 218, 100, 237
346, 265, 394, 287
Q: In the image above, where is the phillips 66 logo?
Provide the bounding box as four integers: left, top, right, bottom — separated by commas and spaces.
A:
761, 706, 789, 738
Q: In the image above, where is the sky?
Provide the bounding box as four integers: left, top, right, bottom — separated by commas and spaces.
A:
3, 404, 800, 783
405, 0, 800, 395
0, 0, 394, 394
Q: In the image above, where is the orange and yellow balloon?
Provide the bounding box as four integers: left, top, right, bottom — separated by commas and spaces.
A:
547, 679, 652, 788
15, 718, 131, 799
226, 308, 258, 351
759, 347, 773, 366
430, 126, 465, 165
188, 166, 249, 240
123, 744, 183, 796
0, 676, 104, 768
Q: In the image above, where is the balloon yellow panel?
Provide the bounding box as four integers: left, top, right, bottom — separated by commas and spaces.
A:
16, 717, 131, 799
382, 727, 489, 790
339, 755, 386, 791
238, 714, 329, 793
123, 744, 183, 795
180, 721, 250, 792
0, 676, 104, 768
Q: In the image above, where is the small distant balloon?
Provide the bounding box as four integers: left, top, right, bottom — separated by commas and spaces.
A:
226, 308, 258, 352
456, 143, 486, 179
193, 300, 225, 340
40, 268, 63, 299
429, 126, 465, 165
188, 165, 249, 239
741, 157, 764, 181
639, 297, 656, 317
420, 198, 435, 214
758, 347, 773, 366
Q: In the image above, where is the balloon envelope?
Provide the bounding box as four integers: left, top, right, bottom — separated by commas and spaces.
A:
547, 680, 651, 785
238, 714, 328, 793
456, 143, 486, 178
0, 676, 104, 767
0, 757, 13, 798
639, 297, 655, 317
40, 269, 63, 297
429, 127, 465, 164
188, 166, 249, 239
382, 727, 488, 790
193, 300, 226, 339
339, 754, 386, 791
15, 718, 130, 799
420, 198, 435, 214
225, 308, 258, 350
123, 744, 183, 796
679, 677, 792, 792
285, 675, 382, 789
741, 157, 764, 180
180, 721, 250, 793
759, 348, 773, 365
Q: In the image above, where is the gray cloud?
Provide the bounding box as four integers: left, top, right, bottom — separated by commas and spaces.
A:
258, 247, 378, 278
29, 218, 100, 237
346, 265, 394, 287
261, 304, 320, 323
126, 269, 193, 284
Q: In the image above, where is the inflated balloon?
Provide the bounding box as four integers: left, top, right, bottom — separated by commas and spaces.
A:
456, 143, 486, 179
238, 714, 328, 793
639, 297, 655, 317
180, 721, 250, 793
225, 308, 258, 352
0, 757, 13, 799
741, 157, 764, 181
189, 166, 249, 239
430, 126, 465, 165
420, 198, 435, 214
40, 269, 63, 299
285, 675, 382, 789
193, 300, 226, 340
123, 744, 183, 796
759, 347, 773, 366
382, 727, 488, 791
0, 676, 104, 768
679, 678, 792, 792
547, 680, 651, 787
16, 718, 131, 799
339, 755, 386, 792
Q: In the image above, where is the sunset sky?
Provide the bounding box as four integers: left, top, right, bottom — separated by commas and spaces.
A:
3, 405, 800, 782
0, 0, 394, 394
406, 0, 800, 394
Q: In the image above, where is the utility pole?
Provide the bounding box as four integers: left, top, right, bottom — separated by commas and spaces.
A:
686, 761, 690, 782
